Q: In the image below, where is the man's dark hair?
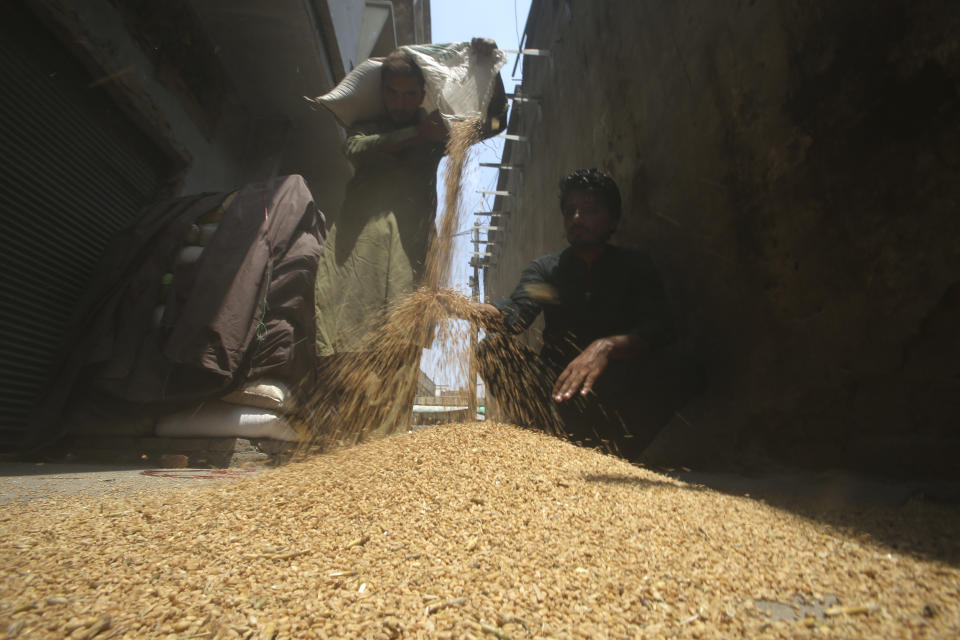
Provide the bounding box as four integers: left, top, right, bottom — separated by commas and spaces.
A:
559, 168, 621, 218
381, 49, 425, 88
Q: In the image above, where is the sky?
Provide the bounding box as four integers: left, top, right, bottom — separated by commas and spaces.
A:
430, 0, 531, 293
420, 0, 533, 390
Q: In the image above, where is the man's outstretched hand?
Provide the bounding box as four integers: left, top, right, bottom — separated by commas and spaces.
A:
552, 338, 614, 402
471, 37, 498, 57
552, 334, 647, 402
435, 290, 503, 330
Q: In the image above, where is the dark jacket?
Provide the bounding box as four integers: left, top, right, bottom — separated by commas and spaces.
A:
495, 245, 676, 369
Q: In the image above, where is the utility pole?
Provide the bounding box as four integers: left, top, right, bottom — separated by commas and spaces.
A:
467, 228, 480, 420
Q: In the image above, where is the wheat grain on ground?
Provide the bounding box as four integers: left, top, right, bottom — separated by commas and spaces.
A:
1, 423, 958, 639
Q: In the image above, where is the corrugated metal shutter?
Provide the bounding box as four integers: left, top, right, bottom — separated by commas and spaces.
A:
0, 4, 171, 450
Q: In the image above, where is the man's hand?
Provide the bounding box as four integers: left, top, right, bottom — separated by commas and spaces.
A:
418, 111, 447, 142
436, 291, 503, 329
552, 338, 614, 402
473, 302, 503, 329
471, 37, 498, 57
551, 334, 647, 402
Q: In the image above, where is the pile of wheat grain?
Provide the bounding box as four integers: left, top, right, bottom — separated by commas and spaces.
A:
1, 423, 957, 639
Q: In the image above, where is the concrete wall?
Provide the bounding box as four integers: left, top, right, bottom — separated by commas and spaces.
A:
326, 0, 368, 73
31, 0, 248, 194
35, 0, 367, 217
393, 0, 431, 46
489, 0, 960, 477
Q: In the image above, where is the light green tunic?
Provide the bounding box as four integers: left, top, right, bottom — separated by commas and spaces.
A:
314, 113, 445, 356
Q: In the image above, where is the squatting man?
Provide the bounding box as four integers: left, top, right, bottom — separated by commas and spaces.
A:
448, 169, 699, 458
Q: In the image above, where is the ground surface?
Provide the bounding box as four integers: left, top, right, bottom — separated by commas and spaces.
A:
1, 423, 957, 638
0, 463, 261, 506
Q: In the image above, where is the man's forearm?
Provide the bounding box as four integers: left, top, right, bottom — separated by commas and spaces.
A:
551, 334, 649, 402
343, 126, 419, 161
592, 334, 648, 360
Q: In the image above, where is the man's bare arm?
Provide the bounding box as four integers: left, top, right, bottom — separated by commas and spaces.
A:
552, 334, 647, 402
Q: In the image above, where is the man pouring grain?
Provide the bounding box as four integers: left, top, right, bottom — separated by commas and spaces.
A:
312, 39, 507, 432
454, 169, 700, 458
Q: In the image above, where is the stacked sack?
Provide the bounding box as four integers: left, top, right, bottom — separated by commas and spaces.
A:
152, 191, 303, 443
156, 379, 300, 442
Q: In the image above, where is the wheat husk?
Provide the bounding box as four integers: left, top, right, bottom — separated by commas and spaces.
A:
1, 423, 958, 638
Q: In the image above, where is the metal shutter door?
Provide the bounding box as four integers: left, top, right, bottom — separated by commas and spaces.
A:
0, 3, 171, 450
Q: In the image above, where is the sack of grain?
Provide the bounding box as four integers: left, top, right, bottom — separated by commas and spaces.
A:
156, 401, 300, 441
175, 245, 204, 266
220, 379, 295, 414
183, 222, 220, 246
406, 42, 507, 124
306, 42, 506, 129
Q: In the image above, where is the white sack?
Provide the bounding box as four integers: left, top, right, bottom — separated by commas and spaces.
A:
156, 401, 300, 441
151, 305, 165, 329
220, 379, 294, 413
176, 245, 204, 266
307, 42, 506, 129
184, 223, 220, 246
405, 42, 507, 123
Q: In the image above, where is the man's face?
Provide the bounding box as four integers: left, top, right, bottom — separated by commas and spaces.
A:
382, 72, 425, 125
561, 189, 618, 249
